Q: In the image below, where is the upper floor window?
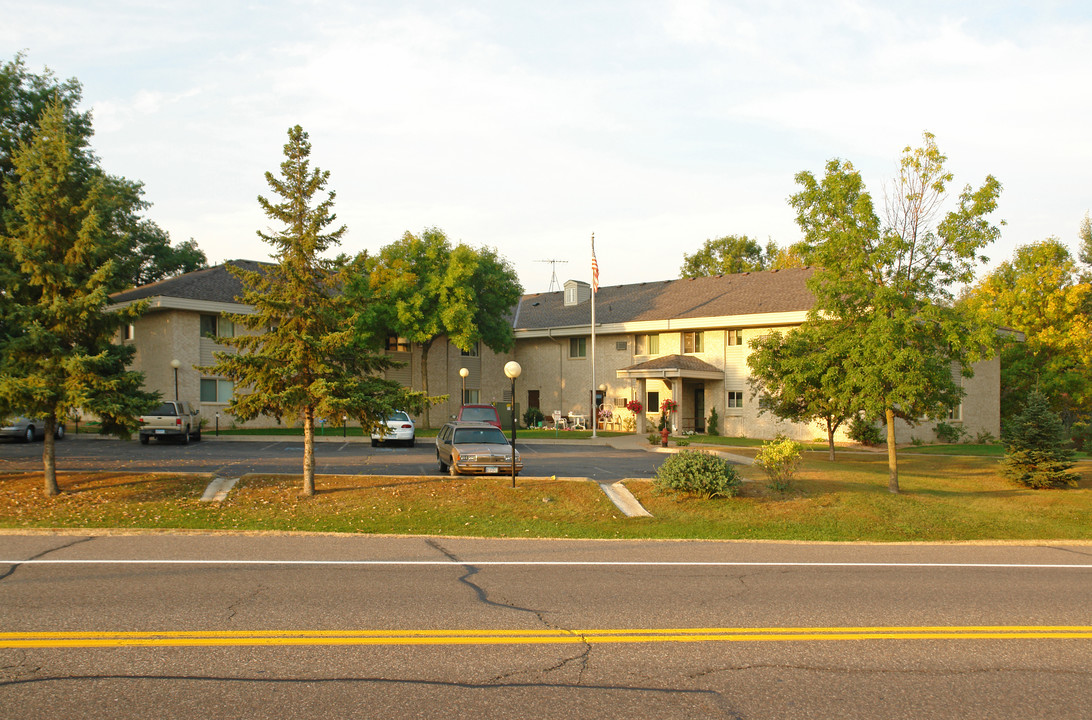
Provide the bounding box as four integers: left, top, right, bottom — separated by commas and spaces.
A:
728, 329, 744, 346
200, 378, 234, 403
683, 331, 704, 354
727, 391, 744, 408
122, 323, 135, 341
200, 314, 233, 339
386, 336, 410, 352
569, 337, 587, 358
636, 333, 660, 355
461, 342, 480, 357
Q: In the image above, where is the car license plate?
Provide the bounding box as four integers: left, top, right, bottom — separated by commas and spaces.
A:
485, 466, 498, 474
155, 429, 165, 434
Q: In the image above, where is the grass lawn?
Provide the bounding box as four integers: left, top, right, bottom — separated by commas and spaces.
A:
1, 452, 1089, 541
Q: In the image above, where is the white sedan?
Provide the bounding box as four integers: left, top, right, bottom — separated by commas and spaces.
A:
370, 411, 416, 447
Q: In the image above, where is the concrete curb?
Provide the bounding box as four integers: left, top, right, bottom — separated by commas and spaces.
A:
598, 481, 653, 518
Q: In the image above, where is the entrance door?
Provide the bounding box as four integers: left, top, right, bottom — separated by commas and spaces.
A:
693, 384, 705, 432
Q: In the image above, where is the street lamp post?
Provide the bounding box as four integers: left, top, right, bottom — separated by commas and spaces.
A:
504, 361, 521, 489
170, 359, 181, 401
459, 367, 469, 405
596, 383, 607, 435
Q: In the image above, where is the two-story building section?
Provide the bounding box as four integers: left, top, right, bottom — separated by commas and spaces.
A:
109, 263, 1001, 442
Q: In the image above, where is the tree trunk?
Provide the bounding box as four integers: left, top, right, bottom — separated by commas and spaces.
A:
419, 338, 434, 428
302, 406, 315, 497
43, 413, 59, 496
885, 407, 899, 493
826, 420, 836, 462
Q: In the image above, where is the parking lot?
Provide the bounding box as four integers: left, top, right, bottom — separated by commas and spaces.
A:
0, 435, 668, 482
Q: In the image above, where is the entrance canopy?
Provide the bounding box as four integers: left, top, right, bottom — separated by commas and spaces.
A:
616, 354, 723, 381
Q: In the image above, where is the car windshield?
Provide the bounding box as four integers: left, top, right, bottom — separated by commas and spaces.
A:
453, 427, 508, 445
460, 407, 496, 422
386, 411, 410, 423
151, 403, 177, 416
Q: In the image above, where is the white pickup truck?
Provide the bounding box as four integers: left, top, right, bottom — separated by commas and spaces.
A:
138, 401, 201, 444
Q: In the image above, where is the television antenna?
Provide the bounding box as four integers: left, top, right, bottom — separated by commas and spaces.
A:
535, 259, 569, 292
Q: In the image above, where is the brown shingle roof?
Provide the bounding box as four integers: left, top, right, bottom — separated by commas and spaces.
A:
109, 260, 274, 305
621, 354, 722, 373
515, 267, 815, 329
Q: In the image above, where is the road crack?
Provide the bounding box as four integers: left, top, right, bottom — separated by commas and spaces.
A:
0, 535, 95, 582
425, 539, 592, 685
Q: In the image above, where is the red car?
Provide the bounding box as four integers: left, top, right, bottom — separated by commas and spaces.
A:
456, 404, 501, 428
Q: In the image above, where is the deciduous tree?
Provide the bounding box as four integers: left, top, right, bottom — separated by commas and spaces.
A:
747, 321, 858, 461
0, 98, 157, 495
363, 228, 523, 427
961, 238, 1092, 424
790, 132, 1002, 492
680, 235, 776, 277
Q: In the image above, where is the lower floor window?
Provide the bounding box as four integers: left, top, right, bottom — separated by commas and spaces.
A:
463, 389, 480, 404
727, 391, 744, 408
200, 378, 234, 403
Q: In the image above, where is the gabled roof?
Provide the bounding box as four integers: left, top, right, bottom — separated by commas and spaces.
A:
109, 260, 273, 305
515, 267, 816, 330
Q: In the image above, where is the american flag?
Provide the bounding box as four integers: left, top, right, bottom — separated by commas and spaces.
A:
591, 236, 599, 293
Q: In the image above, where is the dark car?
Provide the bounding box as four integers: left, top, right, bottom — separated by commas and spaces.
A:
435, 421, 522, 477
455, 404, 501, 428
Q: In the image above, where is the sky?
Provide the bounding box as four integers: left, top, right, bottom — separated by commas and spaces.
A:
3, 0, 1091, 294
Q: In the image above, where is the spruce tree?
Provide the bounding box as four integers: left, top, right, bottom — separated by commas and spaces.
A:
0, 97, 156, 495
1001, 391, 1078, 488
207, 125, 427, 496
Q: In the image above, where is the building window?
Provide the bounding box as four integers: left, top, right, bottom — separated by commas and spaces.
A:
460, 342, 479, 357
636, 333, 659, 355
728, 329, 743, 346
200, 315, 233, 339
200, 379, 234, 403
683, 331, 704, 354
948, 404, 962, 422
647, 390, 660, 413
464, 389, 480, 404
386, 336, 410, 352
569, 337, 587, 358
122, 324, 134, 341
566, 287, 578, 305
615, 341, 627, 351
727, 391, 744, 408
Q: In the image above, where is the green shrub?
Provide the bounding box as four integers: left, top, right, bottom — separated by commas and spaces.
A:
847, 415, 882, 446
653, 450, 741, 499
1071, 421, 1092, 452
1001, 391, 1078, 489
523, 407, 545, 427
648, 432, 661, 446
707, 406, 719, 436
754, 435, 804, 492
934, 421, 966, 444
674, 439, 690, 447
975, 430, 998, 444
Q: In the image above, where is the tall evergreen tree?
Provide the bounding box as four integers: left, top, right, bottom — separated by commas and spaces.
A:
1001, 390, 1078, 488
0, 97, 157, 495
206, 125, 427, 496
1, 53, 206, 291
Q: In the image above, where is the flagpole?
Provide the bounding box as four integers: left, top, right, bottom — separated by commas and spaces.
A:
590, 233, 597, 439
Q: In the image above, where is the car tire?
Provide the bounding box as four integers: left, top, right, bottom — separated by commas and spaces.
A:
182, 428, 190, 445
23, 426, 34, 443
408, 437, 415, 448
371, 439, 378, 448
140, 435, 149, 445
437, 453, 448, 473
193, 429, 201, 442
54, 425, 65, 440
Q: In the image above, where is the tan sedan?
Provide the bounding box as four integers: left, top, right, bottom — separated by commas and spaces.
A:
435, 421, 522, 476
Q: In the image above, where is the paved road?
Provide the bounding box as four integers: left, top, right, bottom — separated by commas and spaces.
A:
0, 435, 669, 481
1, 534, 1089, 719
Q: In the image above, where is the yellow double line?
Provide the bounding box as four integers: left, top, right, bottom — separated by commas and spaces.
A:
2, 626, 1090, 648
